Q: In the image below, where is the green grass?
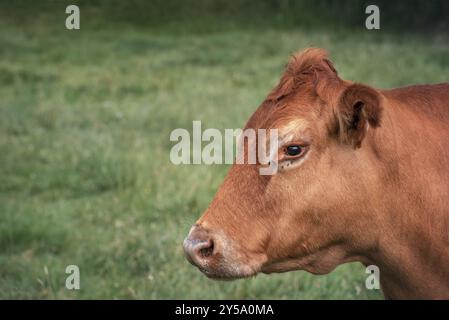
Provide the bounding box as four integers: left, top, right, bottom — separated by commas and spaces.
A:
1, 2, 448, 299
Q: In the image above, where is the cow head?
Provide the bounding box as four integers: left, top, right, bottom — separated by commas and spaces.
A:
183, 48, 384, 279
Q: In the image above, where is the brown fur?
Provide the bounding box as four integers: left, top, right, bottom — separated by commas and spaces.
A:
185, 48, 449, 299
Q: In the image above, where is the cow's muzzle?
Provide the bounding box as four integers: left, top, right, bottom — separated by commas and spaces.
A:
183, 224, 215, 268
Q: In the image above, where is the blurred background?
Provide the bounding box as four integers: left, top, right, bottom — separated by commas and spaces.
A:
0, 0, 448, 299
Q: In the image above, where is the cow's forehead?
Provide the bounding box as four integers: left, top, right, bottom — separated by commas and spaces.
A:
277, 119, 310, 140
247, 90, 318, 130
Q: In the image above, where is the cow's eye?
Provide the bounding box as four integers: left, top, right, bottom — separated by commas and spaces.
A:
278, 143, 309, 164
285, 145, 303, 156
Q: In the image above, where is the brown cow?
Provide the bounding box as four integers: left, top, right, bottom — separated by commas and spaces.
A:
183, 48, 449, 299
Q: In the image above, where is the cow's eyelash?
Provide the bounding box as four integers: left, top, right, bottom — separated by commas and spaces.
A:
279, 155, 307, 169
277, 144, 310, 171
278, 143, 309, 160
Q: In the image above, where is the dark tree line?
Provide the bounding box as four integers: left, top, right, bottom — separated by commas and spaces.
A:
3, 0, 448, 32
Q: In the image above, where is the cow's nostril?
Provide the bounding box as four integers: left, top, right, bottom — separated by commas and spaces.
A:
184, 238, 215, 266
183, 225, 217, 266
198, 240, 214, 258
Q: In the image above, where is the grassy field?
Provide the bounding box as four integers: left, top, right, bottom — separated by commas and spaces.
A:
1, 2, 448, 299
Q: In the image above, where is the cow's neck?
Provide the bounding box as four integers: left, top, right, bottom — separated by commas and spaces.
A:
360, 100, 449, 299
364, 235, 449, 299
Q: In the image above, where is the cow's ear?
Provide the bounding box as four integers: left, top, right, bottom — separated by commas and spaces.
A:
335, 83, 382, 148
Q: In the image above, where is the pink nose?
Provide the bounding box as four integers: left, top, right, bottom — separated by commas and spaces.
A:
183, 225, 215, 266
